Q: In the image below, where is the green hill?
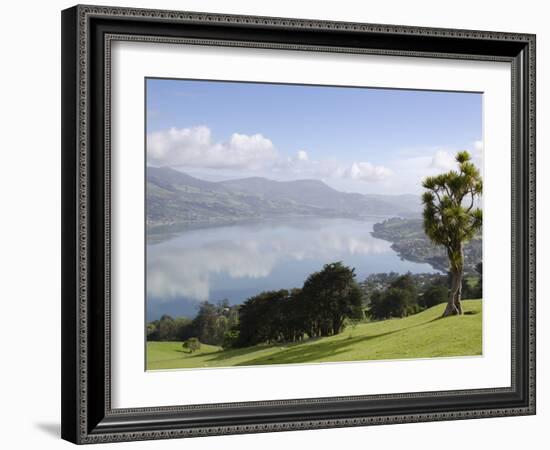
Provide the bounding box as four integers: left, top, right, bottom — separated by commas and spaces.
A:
146, 167, 421, 228
146, 299, 482, 370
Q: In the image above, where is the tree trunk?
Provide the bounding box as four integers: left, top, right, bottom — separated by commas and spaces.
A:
442, 246, 464, 317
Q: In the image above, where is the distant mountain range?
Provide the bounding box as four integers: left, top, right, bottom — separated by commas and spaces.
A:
146, 167, 421, 228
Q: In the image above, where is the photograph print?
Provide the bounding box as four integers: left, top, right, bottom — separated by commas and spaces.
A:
145, 79, 483, 371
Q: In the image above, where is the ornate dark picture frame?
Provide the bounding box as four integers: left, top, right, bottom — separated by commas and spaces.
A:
61, 4, 536, 444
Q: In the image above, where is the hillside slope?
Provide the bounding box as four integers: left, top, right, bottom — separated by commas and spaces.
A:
146, 167, 421, 227
219, 177, 418, 217
371, 217, 482, 273
147, 299, 482, 370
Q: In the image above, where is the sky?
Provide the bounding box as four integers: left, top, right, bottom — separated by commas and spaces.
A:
146, 78, 483, 195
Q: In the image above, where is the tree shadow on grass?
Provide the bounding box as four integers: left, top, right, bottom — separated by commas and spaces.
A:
426, 309, 480, 322
233, 332, 393, 366
207, 318, 442, 366
198, 343, 282, 362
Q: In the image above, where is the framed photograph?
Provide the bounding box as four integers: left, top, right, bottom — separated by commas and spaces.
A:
61, 5, 536, 444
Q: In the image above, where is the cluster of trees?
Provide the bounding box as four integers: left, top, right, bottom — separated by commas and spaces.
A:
369, 274, 421, 320
236, 288, 303, 347
460, 262, 482, 300
363, 271, 444, 304
236, 262, 363, 347
148, 260, 482, 349
147, 315, 191, 342
147, 262, 363, 349
147, 299, 239, 347
368, 264, 482, 321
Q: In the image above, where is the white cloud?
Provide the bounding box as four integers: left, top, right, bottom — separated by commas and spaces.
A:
430, 143, 483, 172
349, 162, 392, 182
297, 150, 309, 161
276, 157, 392, 183
429, 144, 483, 173
147, 126, 278, 170
148, 126, 393, 186
473, 140, 483, 153
472, 140, 484, 169
430, 150, 456, 170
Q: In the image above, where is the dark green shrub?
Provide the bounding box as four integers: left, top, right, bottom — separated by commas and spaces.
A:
182, 337, 201, 353
421, 284, 448, 308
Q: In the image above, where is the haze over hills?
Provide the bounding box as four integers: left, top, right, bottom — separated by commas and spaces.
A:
146, 166, 421, 228
219, 177, 419, 215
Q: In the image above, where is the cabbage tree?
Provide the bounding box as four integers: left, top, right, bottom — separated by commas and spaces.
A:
422, 151, 482, 316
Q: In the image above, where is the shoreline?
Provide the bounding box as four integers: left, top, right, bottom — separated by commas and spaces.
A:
146, 213, 400, 237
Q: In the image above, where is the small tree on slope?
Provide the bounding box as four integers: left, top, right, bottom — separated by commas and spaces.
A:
421, 151, 482, 317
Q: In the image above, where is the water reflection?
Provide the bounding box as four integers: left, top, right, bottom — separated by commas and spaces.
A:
146, 218, 437, 319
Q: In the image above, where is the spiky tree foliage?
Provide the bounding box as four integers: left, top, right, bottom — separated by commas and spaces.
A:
422, 151, 482, 317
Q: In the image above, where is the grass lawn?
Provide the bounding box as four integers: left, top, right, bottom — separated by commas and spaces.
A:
146, 299, 482, 370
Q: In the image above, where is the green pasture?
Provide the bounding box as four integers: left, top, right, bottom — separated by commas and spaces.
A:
146, 299, 482, 370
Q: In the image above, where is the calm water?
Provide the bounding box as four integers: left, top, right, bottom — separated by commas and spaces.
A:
146, 218, 438, 320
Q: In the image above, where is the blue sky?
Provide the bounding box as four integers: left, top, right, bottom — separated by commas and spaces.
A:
146, 78, 482, 195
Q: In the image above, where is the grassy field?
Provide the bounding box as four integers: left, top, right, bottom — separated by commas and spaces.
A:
146, 299, 482, 370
